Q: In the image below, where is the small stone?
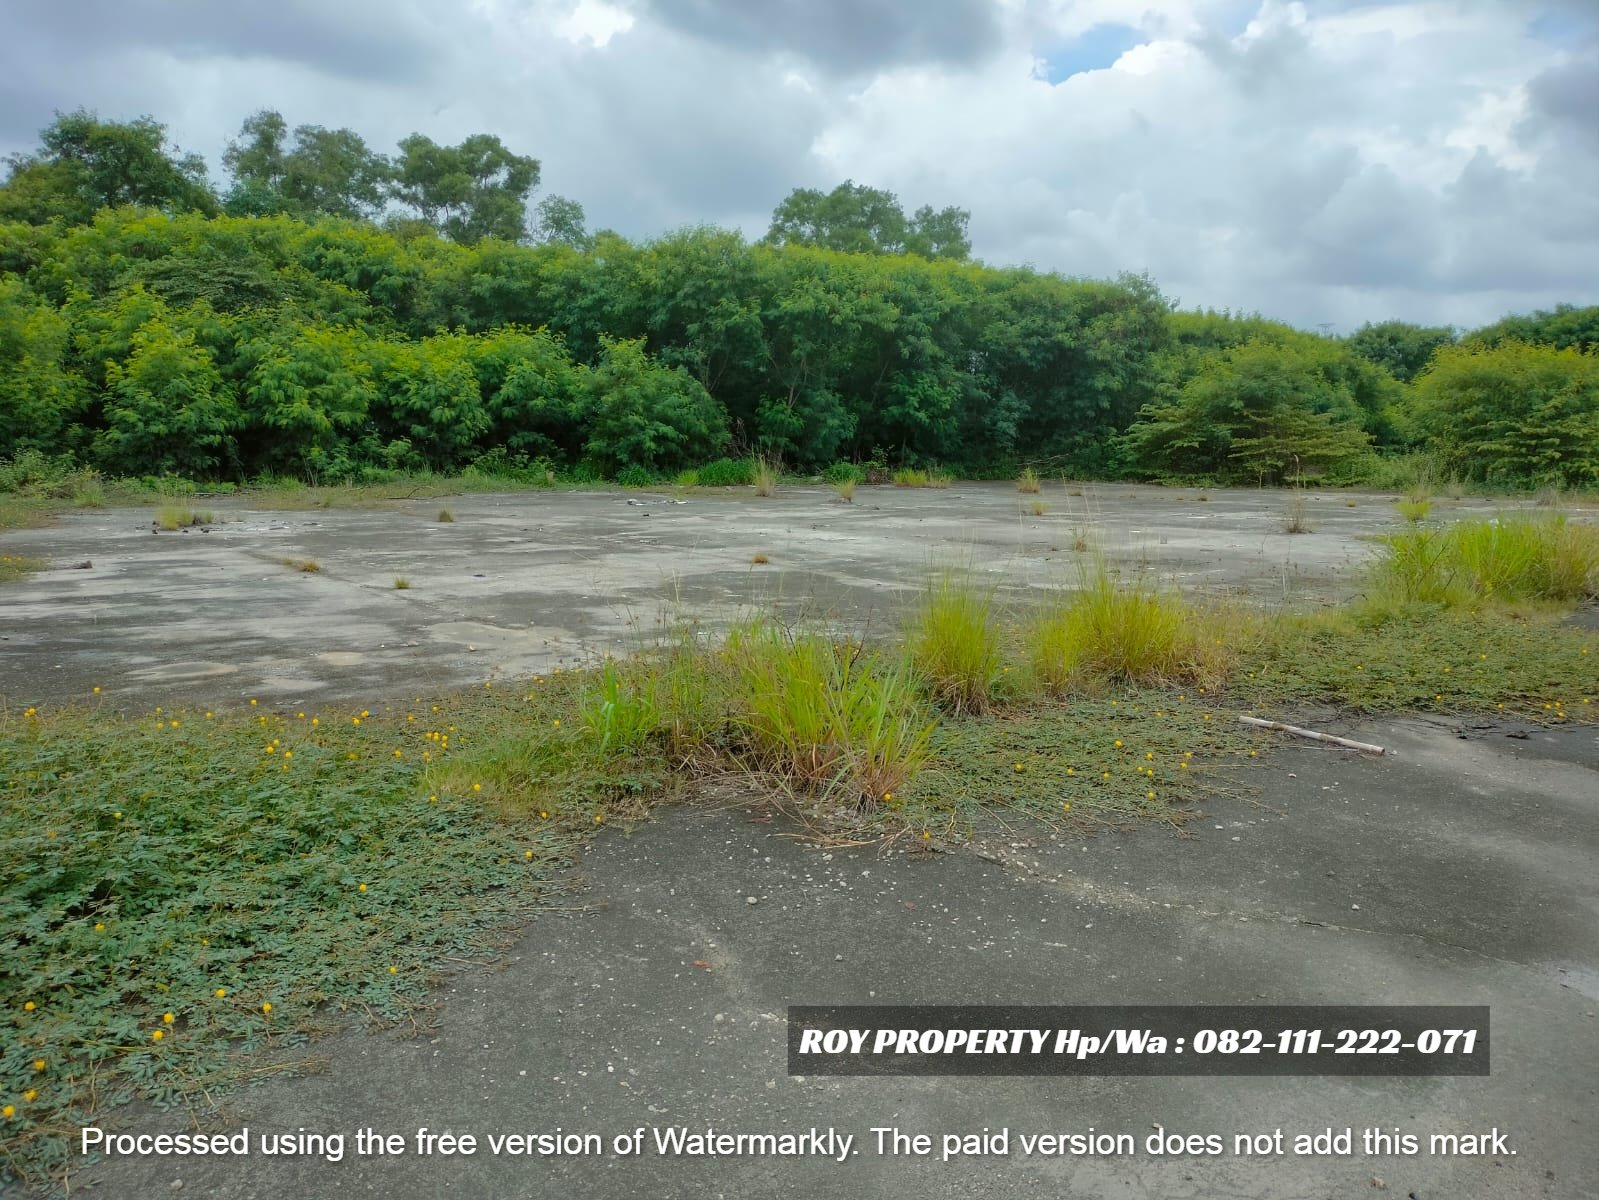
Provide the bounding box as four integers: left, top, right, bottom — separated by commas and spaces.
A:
746, 896, 758, 905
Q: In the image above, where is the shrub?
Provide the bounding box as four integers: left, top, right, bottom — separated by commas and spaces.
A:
615, 464, 655, 488
697, 457, 755, 487
824, 462, 865, 484
1413, 341, 1599, 488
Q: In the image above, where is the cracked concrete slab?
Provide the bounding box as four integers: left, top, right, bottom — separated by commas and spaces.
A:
0, 482, 1544, 711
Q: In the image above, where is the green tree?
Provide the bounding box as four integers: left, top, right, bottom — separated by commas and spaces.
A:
764, 181, 970, 261
95, 316, 235, 476
235, 322, 379, 476
1413, 341, 1599, 486
530, 195, 591, 249
584, 336, 729, 473
1464, 304, 1599, 354
391, 134, 539, 244
0, 111, 216, 225
0, 278, 87, 457
1123, 339, 1372, 483
223, 111, 391, 220
1344, 319, 1456, 383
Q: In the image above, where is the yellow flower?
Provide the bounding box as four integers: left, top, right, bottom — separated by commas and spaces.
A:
594, 813, 604, 824
205, 711, 213, 719
21, 1089, 35, 1103
1146, 791, 1156, 800
1065, 768, 1075, 776
1113, 739, 1123, 748
358, 883, 368, 893
163, 1012, 174, 1024
250, 699, 257, 706
539, 809, 549, 819
1013, 763, 1024, 772
524, 850, 534, 859
93, 687, 101, 694
472, 782, 482, 792
94, 922, 105, 932
1061, 802, 1071, 812
282, 750, 292, 760
23, 1001, 35, 1012
310, 717, 319, 726
113, 811, 122, 819
33, 1059, 46, 1072
352, 717, 361, 725
552, 719, 561, 727
261, 1002, 272, 1014
388, 966, 398, 975
297, 712, 305, 719
1179, 762, 1188, 769
151, 1029, 164, 1041
429, 794, 438, 803
2, 1106, 12, 1119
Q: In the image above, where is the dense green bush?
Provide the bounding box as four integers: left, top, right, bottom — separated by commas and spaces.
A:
1411, 342, 1598, 487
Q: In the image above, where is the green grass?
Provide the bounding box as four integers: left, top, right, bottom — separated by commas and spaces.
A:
1, 700, 575, 1185
1396, 497, 1432, 524
1028, 564, 1241, 691
1366, 515, 1599, 610
0, 554, 45, 584
154, 505, 213, 531
905, 573, 1006, 714
892, 467, 951, 489
393, 577, 410, 590
833, 478, 856, 503
1017, 468, 1041, 494
436, 508, 454, 523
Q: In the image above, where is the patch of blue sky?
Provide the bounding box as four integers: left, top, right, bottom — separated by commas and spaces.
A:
1038, 23, 1144, 84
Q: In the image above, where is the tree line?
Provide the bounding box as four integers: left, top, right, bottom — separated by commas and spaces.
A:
1, 110, 1595, 488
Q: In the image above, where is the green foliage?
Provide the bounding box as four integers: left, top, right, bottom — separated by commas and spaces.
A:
583, 337, 729, 474
222, 111, 391, 221
579, 661, 661, 755
696, 457, 755, 487
0, 110, 215, 225
391, 132, 539, 245
1124, 338, 1373, 483
764, 180, 970, 261
1344, 320, 1457, 383
1411, 342, 1599, 487
0, 279, 86, 458
0, 703, 565, 1184
1465, 303, 1599, 354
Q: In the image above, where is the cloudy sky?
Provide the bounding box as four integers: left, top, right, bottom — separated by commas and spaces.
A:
3, 0, 1595, 331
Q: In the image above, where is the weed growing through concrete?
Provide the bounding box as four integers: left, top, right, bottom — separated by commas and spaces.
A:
1017, 468, 1041, 494
750, 553, 770, 565
1283, 493, 1312, 534
832, 478, 856, 503
905, 572, 1006, 714
1396, 497, 1432, 524
0, 553, 45, 584
393, 578, 410, 589
437, 508, 454, 523
1029, 500, 1048, 517
753, 457, 780, 498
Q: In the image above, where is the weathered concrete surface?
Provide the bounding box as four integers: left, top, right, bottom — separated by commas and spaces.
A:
0, 482, 1540, 710
56, 717, 1599, 1200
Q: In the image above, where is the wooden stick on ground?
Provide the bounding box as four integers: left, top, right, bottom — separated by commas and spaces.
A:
1238, 716, 1385, 755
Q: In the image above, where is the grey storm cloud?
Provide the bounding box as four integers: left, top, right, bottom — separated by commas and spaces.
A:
3, 0, 437, 82
0, 0, 1595, 330
641, 0, 1004, 73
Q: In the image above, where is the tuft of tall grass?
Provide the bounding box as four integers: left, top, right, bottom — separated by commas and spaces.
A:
753, 457, 780, 497
724, 621, 934, 803
1367, 515, 1599, 610
1016, 468, 1041, 494
1396, 497, 1431, 524
833, 477, 856, 503
1283, 493, 1312, 534
579, 660, 661, 756
905, 573, 1005, 714
1028, 562, 1240, 690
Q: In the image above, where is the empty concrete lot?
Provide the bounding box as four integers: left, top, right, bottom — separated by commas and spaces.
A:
0, 481, 1543, 709
4, 483, 1597, 1199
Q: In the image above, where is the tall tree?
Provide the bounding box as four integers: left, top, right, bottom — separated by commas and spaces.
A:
223, 111, 390, 220
0, 110, 215, 225
1344, 319, 1456, 383
391, 133, 539, 244
530, 194, 591, 249
764, 181, 970, 261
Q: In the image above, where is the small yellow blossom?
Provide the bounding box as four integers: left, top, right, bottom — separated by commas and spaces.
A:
151, 1029, 164, 1042
2, 1106, 13, 1119
358, 883, 367, 893
23, 1001, 35, 1012
215, 988, 227, 998
163, 1012, 174, 1024
32, 1059, 46, 1072
261, 1002, 272, 1014
21, 1089, 36, 1103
